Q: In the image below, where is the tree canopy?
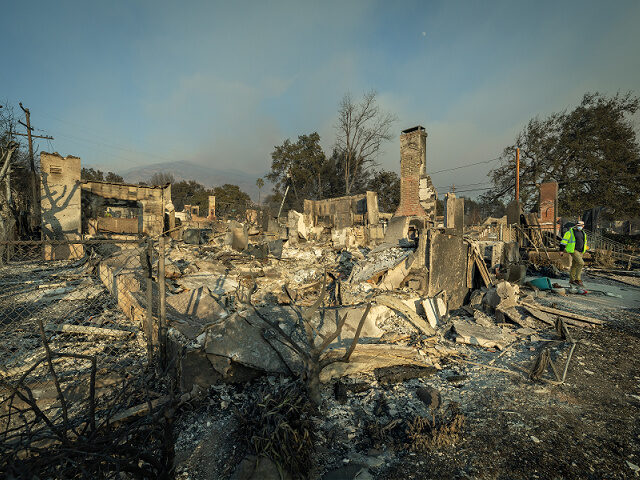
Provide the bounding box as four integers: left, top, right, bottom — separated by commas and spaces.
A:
213, 184, 251, 218
367, 170, 400, 213
80, 168, 124, 183
266, 132, 331, 211
483, 92, 640, 218
171, 180, 211, 212
266, 132, 400, 213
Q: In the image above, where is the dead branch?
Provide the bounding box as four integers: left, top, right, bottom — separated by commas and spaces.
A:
320, 302, 371, 369
236, 270, 370, 405
38, 319, 71, 437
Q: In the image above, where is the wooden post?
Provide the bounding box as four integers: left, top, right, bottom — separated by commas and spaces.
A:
146, 239, 154, 363
158, 236, 166, 369
516, 147, 520, 201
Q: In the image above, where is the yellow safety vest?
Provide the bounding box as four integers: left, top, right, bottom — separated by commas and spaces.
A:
561, 228, 588, 253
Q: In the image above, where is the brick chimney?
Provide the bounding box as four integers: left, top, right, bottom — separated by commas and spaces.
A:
394, 126, 437, 221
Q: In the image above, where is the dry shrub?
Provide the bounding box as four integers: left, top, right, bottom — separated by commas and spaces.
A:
364, 417, 405, 450
236, 379, 315, 478
406, 402, 465, 452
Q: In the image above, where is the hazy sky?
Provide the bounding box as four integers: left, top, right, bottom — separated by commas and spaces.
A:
3, 0, 639, 197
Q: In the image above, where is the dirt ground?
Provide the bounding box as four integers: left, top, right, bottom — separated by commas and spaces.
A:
379, 281, 640, 480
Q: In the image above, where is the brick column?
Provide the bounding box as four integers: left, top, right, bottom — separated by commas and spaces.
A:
394, 126, 436, 222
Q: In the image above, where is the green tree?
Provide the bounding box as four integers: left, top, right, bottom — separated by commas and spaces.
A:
483, 92, 640, 217
172, 179, 211, 212
266, 132, 330, 211
81, 168, 104, 181
213, 184, 251, 219
367, 170, 400, 213
105, 171, 124, 183
81, 168, 124, 183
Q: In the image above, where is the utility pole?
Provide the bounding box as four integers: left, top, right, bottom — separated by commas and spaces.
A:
515, 147, 520, 201
18, 103, 53, 233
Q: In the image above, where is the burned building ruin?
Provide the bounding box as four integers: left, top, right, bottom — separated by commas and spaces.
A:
40, 152, 175, 259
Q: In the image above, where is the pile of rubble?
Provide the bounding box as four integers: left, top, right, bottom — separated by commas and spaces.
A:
82, 210, 616, 478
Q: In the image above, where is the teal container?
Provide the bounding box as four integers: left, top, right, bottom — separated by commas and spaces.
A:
530, 277, 552, 290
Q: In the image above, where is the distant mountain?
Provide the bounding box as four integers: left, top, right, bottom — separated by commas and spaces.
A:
121, 161, 268, 201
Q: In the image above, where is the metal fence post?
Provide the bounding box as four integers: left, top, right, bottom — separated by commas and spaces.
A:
158, 236, 166, 370
146, 238, 154, 363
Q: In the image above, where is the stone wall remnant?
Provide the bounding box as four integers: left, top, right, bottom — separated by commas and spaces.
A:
40, 152, 175, 246
82, 180, 173, 237
444, 192, 464, 232
40, 153, 82, 240
40, 153, 84, 260
303, 191, 379, 229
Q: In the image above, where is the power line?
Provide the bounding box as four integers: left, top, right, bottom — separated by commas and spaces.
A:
53, 131, 175, 162
449, 174, 640, 196
434, 180, 492, 191
38, 111, 179, 163
429, 156, 501, 175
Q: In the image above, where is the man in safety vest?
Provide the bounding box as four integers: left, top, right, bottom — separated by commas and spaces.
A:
560, 220, 588, 286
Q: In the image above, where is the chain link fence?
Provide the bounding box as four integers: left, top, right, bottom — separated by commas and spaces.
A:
0, 239, 174, 477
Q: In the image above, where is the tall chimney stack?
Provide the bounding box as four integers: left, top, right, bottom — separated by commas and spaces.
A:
394, 126, 437, 222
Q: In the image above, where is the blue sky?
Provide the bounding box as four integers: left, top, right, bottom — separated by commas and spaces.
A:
3, 0, 639, 197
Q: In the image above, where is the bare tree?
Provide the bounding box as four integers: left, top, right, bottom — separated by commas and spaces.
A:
335, 91, 397, 195
236, 273, 370, 406
149, 172, 175, 186
0, 105, 19, 248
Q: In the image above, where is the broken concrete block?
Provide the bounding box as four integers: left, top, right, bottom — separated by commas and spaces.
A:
380, 252, 416, 290
183, 228, 206, 245
473, 309, 494, 327
175, 349, 221, 391
229, 221, 249, 251
482, 281, 518, 311
422, 298, 440, 329
331, 228, 348, 249
310, 304, 390, 349
506, 264, 527, 283
166, 288, 228, 340
437, 297, 447, 317
288, 210, 307, 240
167, 287, 227, 320
452, 320, 512, 349
204, 310, 298, 375
375, 294, 435, 336
382, 216, 410, 246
